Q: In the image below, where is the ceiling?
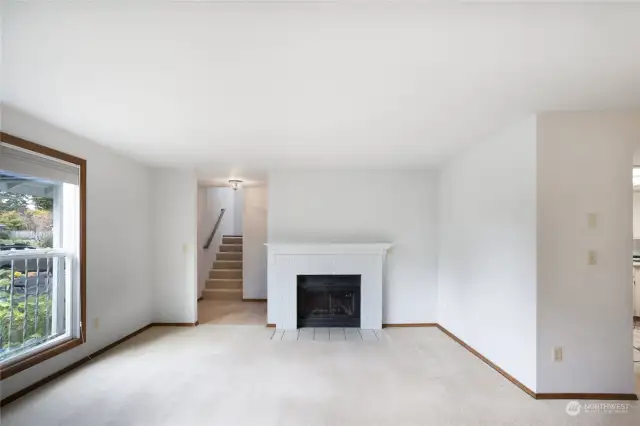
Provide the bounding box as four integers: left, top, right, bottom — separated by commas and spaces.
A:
2, 2, 640, 183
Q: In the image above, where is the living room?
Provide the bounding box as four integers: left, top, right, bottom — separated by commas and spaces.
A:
1, 2, 640, 425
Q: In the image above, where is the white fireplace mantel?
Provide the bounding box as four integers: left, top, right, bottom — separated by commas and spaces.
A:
265, 243, 392, 256
266, 243, 392, 330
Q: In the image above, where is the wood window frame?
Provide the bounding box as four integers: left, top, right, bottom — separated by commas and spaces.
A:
0, 132, 86, 380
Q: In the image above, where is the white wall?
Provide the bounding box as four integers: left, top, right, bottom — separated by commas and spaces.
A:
437, 116, 538, 391
437, 111, 640, 395
234, 189, 244, 235
633, 192, 640, 240
210, 187, 236, 238
243, 185, 268, 299
267, 170, 438, 324
151, 169, 198, 324
199, 186, 239, 239
536, 111, 640, 394
0, 106, 153, 398
197, 187, 211, 299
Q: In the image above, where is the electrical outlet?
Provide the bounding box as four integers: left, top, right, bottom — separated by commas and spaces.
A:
588, 250, 597, 266
588, 213, 598, 228
554, 347, 563, 362
93, 317, 100, 330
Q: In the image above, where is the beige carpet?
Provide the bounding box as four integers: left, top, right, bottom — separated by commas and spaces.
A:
1, 327, 638, 426
197, 300, 267, 325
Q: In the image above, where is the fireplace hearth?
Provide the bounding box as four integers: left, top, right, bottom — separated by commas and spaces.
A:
297, 275, 361, 328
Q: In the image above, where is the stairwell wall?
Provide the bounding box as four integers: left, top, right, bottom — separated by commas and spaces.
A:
197, 186, 238, 298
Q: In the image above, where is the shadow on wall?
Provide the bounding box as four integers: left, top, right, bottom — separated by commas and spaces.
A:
1, 104, 107, 154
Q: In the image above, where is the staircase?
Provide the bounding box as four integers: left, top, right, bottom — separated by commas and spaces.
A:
203, 235, 243, 300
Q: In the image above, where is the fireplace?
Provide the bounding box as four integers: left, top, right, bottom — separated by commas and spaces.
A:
297, 275, 361, 328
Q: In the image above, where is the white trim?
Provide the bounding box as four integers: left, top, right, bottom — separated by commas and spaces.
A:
62, 183, 81, 338
0, 333, 72, 367
0, 143, 80, 185
265, 243, 392, 256
0, 249, 68, 261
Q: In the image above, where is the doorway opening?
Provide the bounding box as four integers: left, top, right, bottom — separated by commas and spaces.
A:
197, 184, 268, 325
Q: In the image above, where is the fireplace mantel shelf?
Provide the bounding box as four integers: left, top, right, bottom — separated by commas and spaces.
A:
265, 243, 392, 256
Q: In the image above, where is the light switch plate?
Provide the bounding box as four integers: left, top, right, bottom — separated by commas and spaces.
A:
588, 213, 597, 228
588, 250, 597, 265
554, 347, 563, 362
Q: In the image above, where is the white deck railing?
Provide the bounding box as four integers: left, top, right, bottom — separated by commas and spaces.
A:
0, 249, 70, 362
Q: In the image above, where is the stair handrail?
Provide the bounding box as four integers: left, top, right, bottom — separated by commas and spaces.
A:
203, 208, 226, 250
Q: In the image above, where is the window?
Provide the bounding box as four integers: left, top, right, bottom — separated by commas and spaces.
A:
0, 133, 86, 379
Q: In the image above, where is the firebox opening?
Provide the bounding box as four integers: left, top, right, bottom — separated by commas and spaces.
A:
297, 275, 361, 328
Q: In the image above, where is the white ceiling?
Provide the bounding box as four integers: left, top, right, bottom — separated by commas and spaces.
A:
3, 2, 640, 184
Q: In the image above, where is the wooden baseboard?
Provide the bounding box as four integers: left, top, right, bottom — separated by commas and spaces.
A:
436, 324, 537, 399
383, 323, 437, 328
536, 393, 638, 400
436, 324, 638, 401
0, 324, 153, 407
243, 298, 267, 302
150, 322, 198, 327
266, 323, 276, 328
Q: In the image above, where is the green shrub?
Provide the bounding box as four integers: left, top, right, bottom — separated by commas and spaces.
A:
0, 271, 52, 357
36, 233, 54, 249
0, 212, 26, 230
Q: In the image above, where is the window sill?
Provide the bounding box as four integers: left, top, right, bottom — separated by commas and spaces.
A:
0, 337, 84, 380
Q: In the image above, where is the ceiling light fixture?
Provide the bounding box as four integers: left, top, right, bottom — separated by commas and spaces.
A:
229, 179, 243, 191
